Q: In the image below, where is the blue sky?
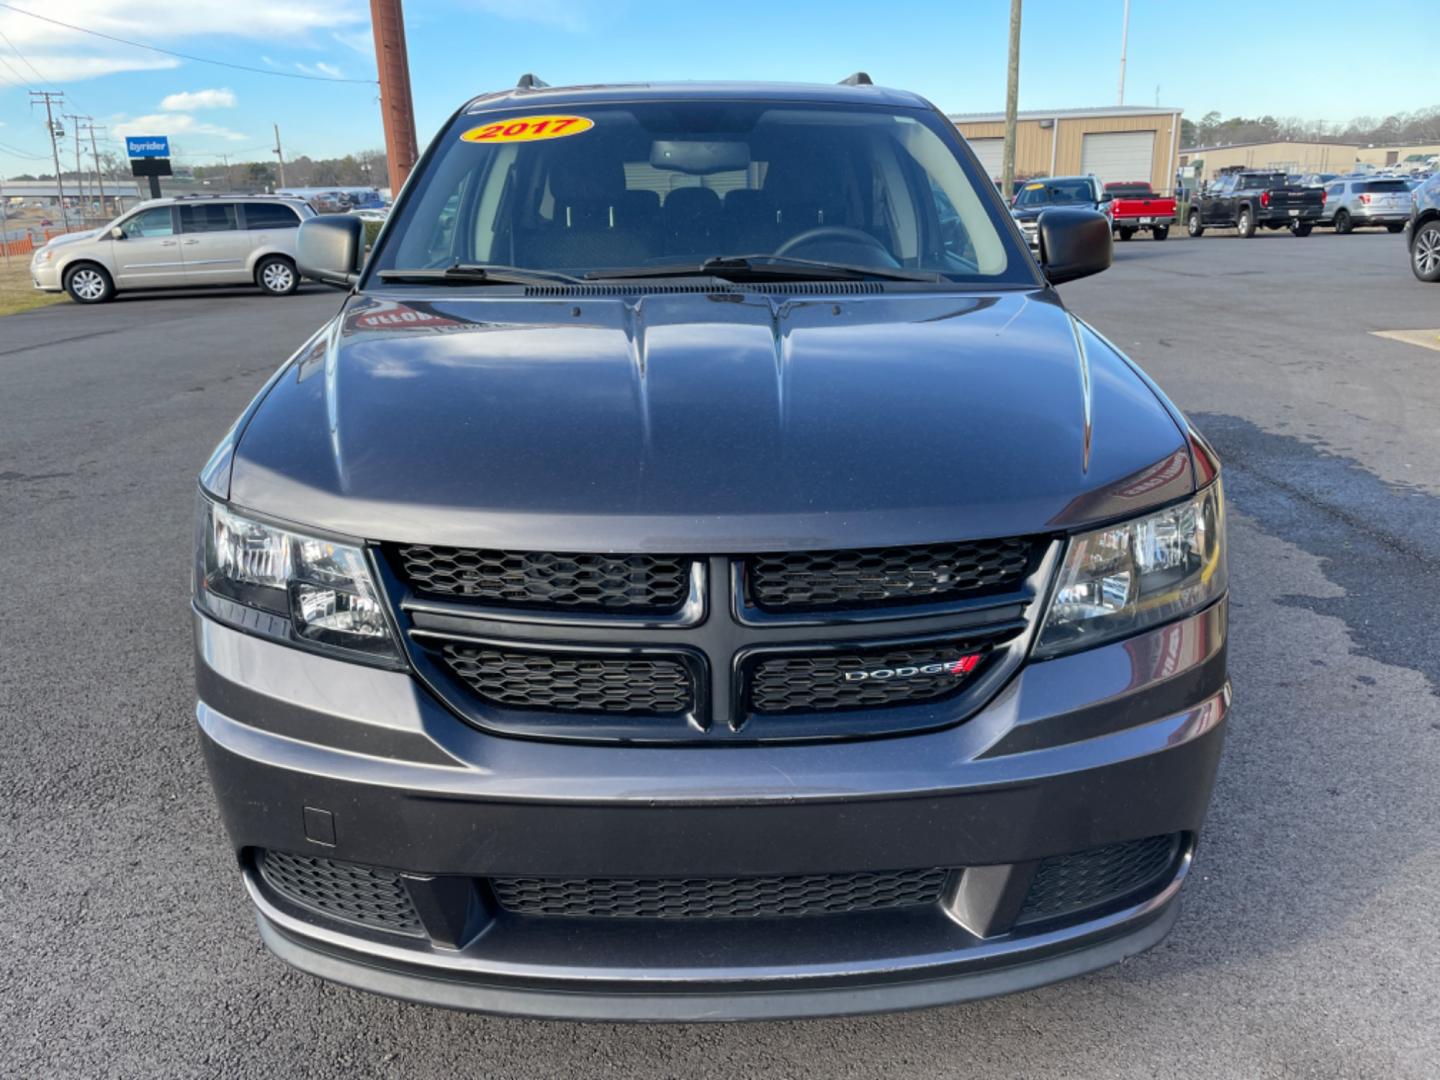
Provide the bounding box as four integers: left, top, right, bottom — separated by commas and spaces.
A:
0, 0, 1434, 175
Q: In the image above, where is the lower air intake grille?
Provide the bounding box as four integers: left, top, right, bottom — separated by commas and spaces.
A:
257, 850, 424, 937
748, 538, 1033, 612
393, 545, 691, 613
491, 868, 951, 919
749, 644, 984, 714
1016, 834, 1181, 926
441, 644, 693, 714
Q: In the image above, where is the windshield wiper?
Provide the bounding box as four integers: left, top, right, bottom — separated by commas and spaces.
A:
377, 262, 586, 286
587, 255, 943, 284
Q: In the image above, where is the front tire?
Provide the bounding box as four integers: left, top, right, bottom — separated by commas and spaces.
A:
1187, 210, 1204, 237
1334, 209, 1353, 235
256, 255, 299, 297
1291, 221, 1313, 237
1237, 208, 1256, 238
63, 263, 114, 304
1152, 224, 1169, 241
1412, 220, 1440, 283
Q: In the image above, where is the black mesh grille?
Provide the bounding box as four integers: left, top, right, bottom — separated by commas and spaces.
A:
1017, 835, 1181, 926
441, 644, 693, 714
257, 850, 423, 936
748, 538, 1033, 612
491, 868, 950, 919
749, 644, 984, 714
394, 545, 691, 613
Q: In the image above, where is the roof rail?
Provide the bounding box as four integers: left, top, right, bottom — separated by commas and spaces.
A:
838, 72, 873, 86
516, 73, 549, 90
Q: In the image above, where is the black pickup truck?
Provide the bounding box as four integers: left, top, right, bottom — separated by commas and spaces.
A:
1186, 171, 1324, 237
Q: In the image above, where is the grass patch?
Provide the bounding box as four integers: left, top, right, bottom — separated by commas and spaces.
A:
0, 258, 66, 317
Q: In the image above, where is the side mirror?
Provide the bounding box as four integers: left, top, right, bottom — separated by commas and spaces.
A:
109, 226, 124, 240
1037, 207, 1112, 286
297, 214, 364, 288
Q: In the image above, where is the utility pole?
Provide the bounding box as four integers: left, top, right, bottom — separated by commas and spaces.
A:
0, 171, 10, 265
65, 114, 91, 223
219, 152, 230, 192
1117, 0, 1131, 106
85, 121, 108, 219
371, 0, 419, 196
272, 123, 287, 188
1002, 0, 1022, 199
31, 90, 70, 231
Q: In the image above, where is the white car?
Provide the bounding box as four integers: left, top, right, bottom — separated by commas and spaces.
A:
30, 195, 315, 304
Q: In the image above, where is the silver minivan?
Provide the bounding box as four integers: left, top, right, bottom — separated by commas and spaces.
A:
1319, 178, 1412, 234
31, 195, 316, 303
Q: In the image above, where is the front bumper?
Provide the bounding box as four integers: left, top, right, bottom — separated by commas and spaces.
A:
196, 600, 1228, 1020
30, 260, 61, 291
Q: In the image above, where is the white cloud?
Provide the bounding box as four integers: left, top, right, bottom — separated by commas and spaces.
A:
112, 112, 248, 143
160, 88, 237, 111
294, 60, 344, 78
13, 54, 180, 82
332, 28, 373, 56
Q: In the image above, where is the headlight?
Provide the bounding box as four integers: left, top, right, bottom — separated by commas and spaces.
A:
1034, 482, 1225, 658
34, 249, 53, 263
195, 496, 402, 666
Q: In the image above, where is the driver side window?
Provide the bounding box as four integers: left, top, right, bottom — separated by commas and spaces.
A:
122, 207, 174, 238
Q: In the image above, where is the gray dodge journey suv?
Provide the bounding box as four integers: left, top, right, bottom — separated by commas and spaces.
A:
193, 77, 1228, 1020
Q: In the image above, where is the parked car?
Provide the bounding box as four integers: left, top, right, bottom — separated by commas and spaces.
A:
1186, 172, 1324, 237
29, 194, 315, 303
1104, 181, 1175, 240
191, 75, 1230, 1021
1009, 175, 1111, 247
1409, 173, 1440, 283
1319, 177, 1412, 234
1296, 172, 1338, 188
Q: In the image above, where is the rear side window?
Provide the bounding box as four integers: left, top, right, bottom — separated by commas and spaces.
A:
179, 204, 239, 233
1361, 180, 1409, 193
121, 207, 174, 238
244, 202, 302, 229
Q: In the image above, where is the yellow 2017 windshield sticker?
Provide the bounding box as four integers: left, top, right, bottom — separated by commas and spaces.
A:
460, 115, 594, 144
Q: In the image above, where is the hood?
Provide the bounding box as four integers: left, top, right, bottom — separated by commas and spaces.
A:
227, 289, 1192, 552
43, 228, 103, 249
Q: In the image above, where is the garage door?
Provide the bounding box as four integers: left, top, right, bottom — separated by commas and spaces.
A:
1080, 131, 1156, 186
965, 138, 1004, 181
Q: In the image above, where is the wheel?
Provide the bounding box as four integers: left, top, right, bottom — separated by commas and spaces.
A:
1413, 220, 1440, 283
1290, 221, 1313, 237
256, 255, 299, 296
1187, 210, 1204, 237
1237, 208, 1255, 238
63, 263, 114, 304
1387, 223, 1404, 234
1334, 209, 1352, 235
1151, 224, 1169, 241
1117, 226, 1136, 241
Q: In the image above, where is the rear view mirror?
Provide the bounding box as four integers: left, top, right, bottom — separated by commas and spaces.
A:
297, 215, 364, 288
109, 226, 124, 240
1037, 207, 1112, 286
650, 139, 750, 174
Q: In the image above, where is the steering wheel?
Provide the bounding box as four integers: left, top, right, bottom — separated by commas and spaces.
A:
774, 225, 898, 265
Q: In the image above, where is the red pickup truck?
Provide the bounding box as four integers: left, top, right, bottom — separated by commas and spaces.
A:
1105, 181, 1176, 241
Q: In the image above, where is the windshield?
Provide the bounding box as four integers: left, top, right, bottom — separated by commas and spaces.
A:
370, 100, 1028, 284
1014, 179, 1095, 207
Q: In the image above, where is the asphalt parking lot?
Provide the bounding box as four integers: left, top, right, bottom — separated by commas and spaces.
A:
3, 232, 1438, 1079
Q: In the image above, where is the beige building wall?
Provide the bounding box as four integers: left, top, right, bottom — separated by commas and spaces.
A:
955, 111, 1181, 193
1352, 143, 1440, 167
1178, 142, 1357, 177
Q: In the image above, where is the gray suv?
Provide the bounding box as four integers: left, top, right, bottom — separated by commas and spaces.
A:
1320, 177, 1412, 234
193, 77, 1227, 1020
1410, 173, 1440, 282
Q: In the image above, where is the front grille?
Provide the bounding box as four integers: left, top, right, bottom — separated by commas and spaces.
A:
749, 643, 985, 714
441, 644, 693, 714
394, 545, 691, 613
491, 868, 950, 919
747, 538, 1034, 612
257, 850, 424, 936
1016, 834, 1181, 926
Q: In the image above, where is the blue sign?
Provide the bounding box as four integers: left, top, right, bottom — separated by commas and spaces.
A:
126, 135, 170, 159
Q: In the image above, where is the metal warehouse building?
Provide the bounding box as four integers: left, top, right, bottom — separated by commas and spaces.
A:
1178, 141, 1357, 178
950, 106, 1183, 192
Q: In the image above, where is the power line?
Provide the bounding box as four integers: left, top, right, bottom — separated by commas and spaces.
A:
0, 137, 50, 159
0, 4, 377, 85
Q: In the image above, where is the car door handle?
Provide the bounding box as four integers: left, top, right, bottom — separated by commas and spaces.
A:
161, 240, 178, 246
183, 239, 200, 245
